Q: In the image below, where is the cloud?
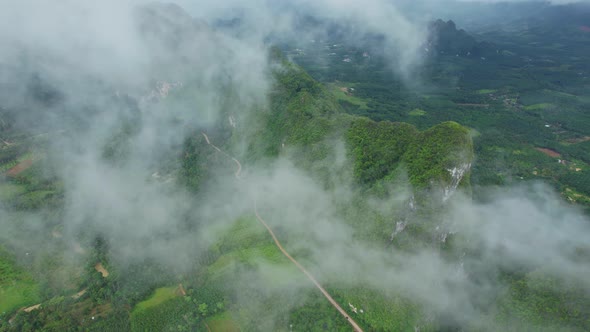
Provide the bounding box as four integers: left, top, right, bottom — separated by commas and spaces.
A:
0, 0, 271, 271
244, 162, 590, 328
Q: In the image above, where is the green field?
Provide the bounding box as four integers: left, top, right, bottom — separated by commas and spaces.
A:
0, 248, 40, 313
476, 89, 497, 94
207, 217, 297, 282
130, 287, 185, 332
206, 311, 240, 332
0, 183, 26, 201
409, 108, 427, 116
524, 103, 556, 111
132, 286, 178, 314
327, 83, 370, 110
332, 287, 426, 332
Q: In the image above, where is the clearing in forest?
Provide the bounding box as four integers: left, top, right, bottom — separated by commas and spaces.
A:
132, 287, 178, 313
94, 263, 109, 278
205, 312, 240, 332
5, 158, 34, 177
0, 249, 40, 312
564, 136, 590, 144
535, 147, 561, 158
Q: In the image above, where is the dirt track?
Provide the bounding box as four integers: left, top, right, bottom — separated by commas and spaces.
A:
23, 304, 41, 313
201, 132, 363, 332
201, 133, 242, 178
254, 201, 364, 332
535, 147, 561, 158
178, 283, 187, 296
72, 289, 87, 300
5, 158, 34, 177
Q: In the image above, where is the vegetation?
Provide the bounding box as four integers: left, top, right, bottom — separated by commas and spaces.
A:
497, 271, 590, 331
131, 292, 191, 332
331, 287, 429, 332
132, 287, 178, 314
285, 10, 590, 204
205, 311, 239, 332
0, 247, 40, 313
403, 121, 472, 187
346, 118, 418, 185
279, 7, 590, 330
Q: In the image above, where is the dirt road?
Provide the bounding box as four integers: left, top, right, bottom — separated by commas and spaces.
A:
5, 158, 34, 177
201, 133, 242, 178
23, 304, 41, 313
201, 132, 363, 332
535, 147, 561, 158
254, 200, 364, 332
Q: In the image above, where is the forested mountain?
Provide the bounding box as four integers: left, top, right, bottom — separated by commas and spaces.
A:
1, 2, 589, 332
427, 19, 495, 57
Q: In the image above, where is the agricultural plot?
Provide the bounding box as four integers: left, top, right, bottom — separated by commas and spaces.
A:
0, 247, 40, 313
205, 311, 240, 332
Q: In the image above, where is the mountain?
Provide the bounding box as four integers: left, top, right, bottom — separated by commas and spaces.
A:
0, 4, 474, 330
243, 51, 473, 197
427, 19, 495, 57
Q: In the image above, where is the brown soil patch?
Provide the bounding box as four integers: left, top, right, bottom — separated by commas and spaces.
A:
177, 283, 187, 296
535, 147, 561, 158
5, 158, 34, 177
72, 288, 87, 300
23, 304, 41, 312
339, 87, 353, 96
90, 303, 113, 317
95, 263, 109, 278
564, 136, 590, 144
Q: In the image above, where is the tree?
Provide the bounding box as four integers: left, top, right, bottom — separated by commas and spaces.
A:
198, 303, 208, 317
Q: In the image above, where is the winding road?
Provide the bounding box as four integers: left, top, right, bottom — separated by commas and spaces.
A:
201, 132, 364, 332
201, 133, 242, 179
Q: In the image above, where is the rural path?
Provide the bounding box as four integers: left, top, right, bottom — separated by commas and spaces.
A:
5, 158, 34, 177
201, 132, 363, 332
72, 288, 88, 300
254, 200, 364, 332
178, 283, 187, 296
18, 287, 89, 316
23, 304, 41, 313
201, 133, 242, 179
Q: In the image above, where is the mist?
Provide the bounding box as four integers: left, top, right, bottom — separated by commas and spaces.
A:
1, 0, 589, 331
